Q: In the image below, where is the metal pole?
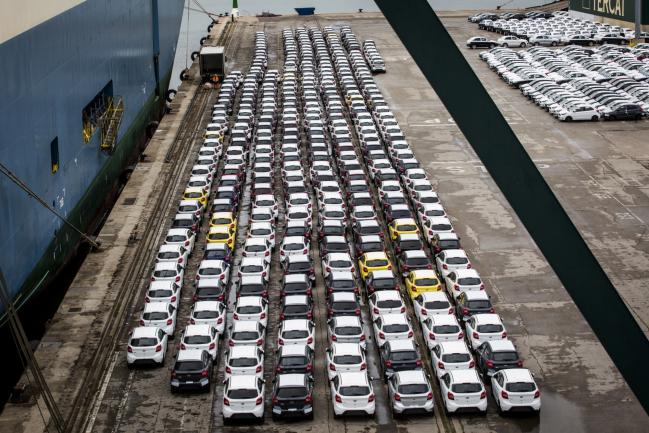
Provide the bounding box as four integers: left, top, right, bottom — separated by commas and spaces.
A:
635, 0, 642, 41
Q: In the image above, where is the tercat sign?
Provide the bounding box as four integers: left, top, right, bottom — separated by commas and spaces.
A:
570, 0, 648, 23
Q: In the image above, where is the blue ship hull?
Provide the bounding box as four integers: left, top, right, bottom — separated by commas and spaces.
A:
295, 7, 316, 15
0, 0, 185, 309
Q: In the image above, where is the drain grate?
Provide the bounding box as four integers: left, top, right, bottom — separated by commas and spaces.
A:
123, 198, 136, 205
68, 307, 82, 313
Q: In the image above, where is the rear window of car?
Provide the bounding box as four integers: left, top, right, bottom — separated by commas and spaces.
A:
447, 257, 468, 265
280, 356, 307, 366
335, 326, 362, 336
334, 355, 362, 364
467, 300, 491, 309
506, 382, 536, 393
398, 383, 428, 394
230, 357, 257, 367
194, 310, 218, 319
451, 383, 481, 393
442, 353, 471, 363
227, 389, 258, 399
143, 312, 168, 320
433, 325, 459, 334
458, 277, 481, 285
131, 337, 157, 347
232, 331, 259, 340
184, 335, 210, 344
493, 351, 519, 362
149, 289, 173, 298
283, 330, 308, 339
392, 350, 417, 361
277, 386, 308, 399
175, 361, 204, 371
384, 324, 409, 333
476, 324, 502, 333
415, 278, 438, 286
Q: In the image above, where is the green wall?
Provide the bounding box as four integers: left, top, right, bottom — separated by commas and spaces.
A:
570, 0, 649, 24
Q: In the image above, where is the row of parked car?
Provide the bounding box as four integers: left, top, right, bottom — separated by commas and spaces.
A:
480, 44, 649, 120
329, 24, 542, 416
469, 10, 649, 46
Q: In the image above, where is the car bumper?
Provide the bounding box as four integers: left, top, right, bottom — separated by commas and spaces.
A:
272, 405, 313, 418
333, 400, 375, 416
445, 398, 487, 413
170, 378, 210, 391
127, 351, 164, 365
223, 404, 265, 419
393, 400, 434, 414
500, 399, 541, 412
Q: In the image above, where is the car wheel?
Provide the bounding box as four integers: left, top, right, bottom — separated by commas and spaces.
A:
589, 41, 594, 46
591, 115, 599, 121
490, 44, 495, 48
520, 42, 526, 48
565, 116, 572, 122
469, 45, 474, 49
551, 41, 557, 46
502, 43, 508, 48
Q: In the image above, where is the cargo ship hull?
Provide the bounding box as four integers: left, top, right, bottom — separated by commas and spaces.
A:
0, 0, 185, 312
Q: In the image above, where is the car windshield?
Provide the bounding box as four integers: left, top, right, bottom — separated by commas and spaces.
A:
373, 278, 395, 289
175, 361, 204, 372
439, 240, 459, 249
238, 306, 261, 315
143, 312, 168, 321
194, 310, 218, 319
240, 284, 265, 294
285, 243, 304, 251
340, 386, 370, 396
166, 235, 186, 242
493, 351, 519, 362
458, 277, 481, 285
362, 242, 382, 251
506, 382, 536, 392
425, 300, 449, 309
283, 330, 308, 339
433, 325, 459, 334
280, 355, 307, 366
288, 262, 310, 271
331, 279, 354, 289
377, 299, 401, 308
332, 301, 357, 311
285, 305, 307, 314
251, 228, 271, 236
158, 252, 179, 259
477, 324, 503, 333
184, 335, 210, 344
467, 300, 491, 309
131, 337, 157, 347
384, 324, 409, 333
400, 240, 421, 249
284, 282, 307, 292
398, 384, 429, 394
416, 278, 438, 286
199, 267, 222, 276
442, 353, 471, 363
407, 257, 429, 267
334, 355, 362, 364
232, 331, 258, 341
227, 389, 258, 399
212, 218, 231, 225
241, 265, 263, 273
366, 259, 388, 267
230, 357, 257, 367
154, 270, 176, 278
277, 386, 308, 399
149, 289, 173, 298
397, 224, 417, 232
335, 326, 362, 336
197, 286, 222, 296
447, 257, 468, 265
451, 383, 482, 393
209, 233, 228, 240
392, 350, 417, 361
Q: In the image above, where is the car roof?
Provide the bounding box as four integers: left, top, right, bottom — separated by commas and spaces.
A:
193, 300, 221, 310
364, 251, 388, 260
333, 315, 362, 326
236, 296, 264, 306
338, 372, 369, 386
381, 313, 408, 325
240, 274, 264, 284
230, 345, 258, 357
396, 369, 427, 384
502, 368, 534, 383
241, 256, 265, 264
167, 228, 190, 236
284, 236, 307, 243
387, 339, 416, 351
280, 344, 309, 356
487, 340, 516, 351
331, 292, 356, 301
404, 249, 427, 258
374, 290, 400, 300
438, 341, 470, 353
229, 374, 258, 389
412, 269, 437, 278
463, 290, 489, 300
287, 254, 310, 263
277, 373, 306, 387
143, 301, 171, 313
200, 259, 225, 267
442, 249, 468, 258
455, 268, 480, 278
449, 369, 481, 383
184, 324, 212, 335
212, 211, 233, 218
282, 319, 310, 330
370, 270, 394, 278
327, 252, 352, 260
149, 280, 176, 290
436, 232, 459, 240
330, 270, 354, 280
284, 273, 308, 282
177, 349, 204, 361
131, 326, 160, 338
473, 314, 502, 325
232, 320, 260, 331
154, 261, 178, 270
431, 314, 458, 325
159, 244, 183, 252
331, 342, 362, 355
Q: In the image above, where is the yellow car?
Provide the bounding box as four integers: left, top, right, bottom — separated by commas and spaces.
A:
207, 225, 235, 249
388, 218, 420, 241
183, 187, 208, 207
405, 269, 442, 299
209, 211, 237, 233
358, 251, 392, 280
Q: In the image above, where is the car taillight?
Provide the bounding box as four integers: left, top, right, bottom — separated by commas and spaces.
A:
480, 284, 485, 290
331, 335, 337, 341
139, 319, 145, 326
262, 272, 267, 277
217, 317, 223, 324
403, 265, 410, 271
385, 360, 392, 368
411, 286, 417, 292
486, 360, 494, 368
257, 339, 264, 346
429, 332, 435, 340
534, 390, 540, 398
180, 343, 186, 350
265, 251, 270, 256
307, 337, 313, 344
355, 308, 361, 316
228, 340, 234, 347
127, 346, 133, 353
462, 308, 470, 316
454, 284, 460, 291
305, 394, 313, 404
192, 295, 198, 302
326, 266, 331, 272
467, 263, 471, 269
359, 334, 365, 341
329, 363, 336, 371
175, 276, 181, 282
442, 263, 448, 270
427, 392, 433, 400
255, 364, 262, 373
408, 331, 414, 337
150, 277, 155, 282
448, 307, 454, 314
145, 296, 150, 303
469, 360, 475, 368
170, 296, 177, 303
185, 240, 190, 246
209, 342, 216, 350
447, 391, 454, 400
223, 398, 230, 406
255, 397, 263, 405
280, 250, 285, 255
155, 344, 162, 352
368, 394, 375, 403
272, 396, 279, 405
225, 366, 232, 373
379, 332, 385, 339
517, 360, 524, 367
480, 391, 487, 399
416, 359, 422, 366
166, 319, 173, 325
501, 331, 507, 338
201, 369, 209, 378
472, 331, 479, 339
178, 257, 183, 264
458, 332, 464, 339
335, 394, 342, 403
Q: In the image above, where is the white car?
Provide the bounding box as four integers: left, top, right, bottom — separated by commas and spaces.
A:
413, 292, 453, 321
280, 236, 310, 261
287, 192, 312, 209
225, 345, 264, 378
233, 296, 268, 328
421, 314, 463, 348
497, 35, 527, 48
445, 269, 484, 300
222, 375, 265, 421
180, 324, 218, 359
250, 206, 274, 224
242, 237, 272, 262
189, 301, 226, 334
151, 261, 184, 284
369, 290, 406, 319
248, 222, 276, 248
140, 301, 177, 335
373, 313, 413, 347
238, 257, 269, 282
423, 216, 453, 242
322, 252, 355, 278
286, 206, 312, 227
326, 342, 367, 380
491, 369, 541, 413
435, 249, 470, 279
156, 244, 189, 267
278, 319, 315, 350
145, 280, 181, 308
387, 370, 434, 415
196, 259, 229, 284
557, 104, 600, 121
164, 228, 196, 253
466, 314, 508, 350
126, 326, 168, 366
320, 205, 348, 225
330, 372, 376, 417
439, 369, 487, 413
351, 205, 376, 223
228, 320, 265, 347
328, 315, 366, 349
430, 341, 474, 378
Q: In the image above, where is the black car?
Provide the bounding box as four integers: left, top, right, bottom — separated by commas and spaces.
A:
365, 270, 398, 294
327, 292, 361, 317
193, 279, 226, 302
605, 102, 644, 120
281, 274, 313, 297
466, 36, 497, 49
325, 271, 359, 296
397, 250, 432, 276
379, 340, 423, 379
170, 349, 212, 393
455, 291, 494, 321
203, 243, 232, 263
275, 345, 315, 374
475, 340, 523, 377
271, 373, 314, 420
320, 235, 350, 256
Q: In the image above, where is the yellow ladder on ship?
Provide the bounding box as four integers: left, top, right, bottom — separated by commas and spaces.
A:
99, 96, 124, 153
